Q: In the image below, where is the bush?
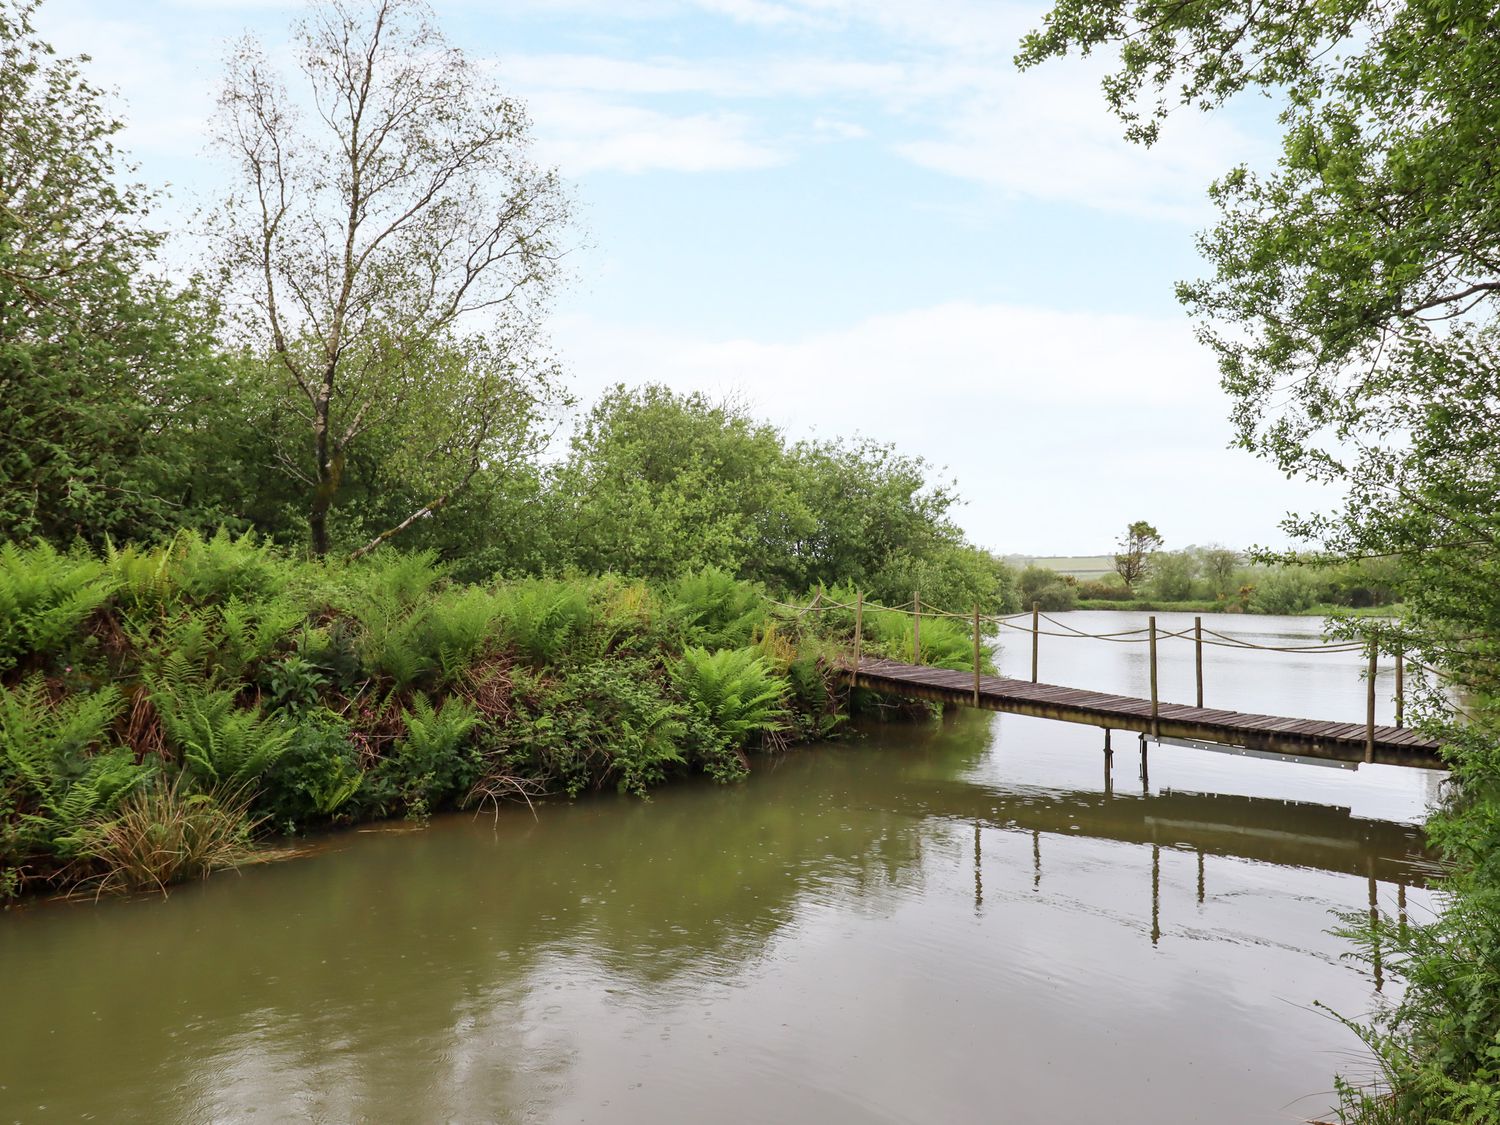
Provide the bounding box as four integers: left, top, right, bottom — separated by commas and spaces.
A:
1016, 566, 1078, 612
1247, 567, 1319, 614
256, 713, 364, 831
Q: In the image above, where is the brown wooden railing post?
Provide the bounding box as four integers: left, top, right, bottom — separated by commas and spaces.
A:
913, 590, 921, 664
1148, 614, 1159, 738
1031, 601, 1040, 683
1366, 640, 1378, 763
972, 604, 981, 705
1194, 615, 1204, 709
1395, 649, 1404, 729
853, 590, 863, 673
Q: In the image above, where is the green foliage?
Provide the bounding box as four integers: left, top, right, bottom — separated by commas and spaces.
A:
495, 579, 595, 668
256, 713, 363, 831
0, 3, 242, 545
150, 665, 292, 790
672, 646, 788, 754
667, 567, 765, 649
1247, 567, 1320, 616
0, 678, 145, 890
380, 695, 482, 818
1016, 565, 1078, 612
0, 542, 115, 672
1146, 550, 1198, 602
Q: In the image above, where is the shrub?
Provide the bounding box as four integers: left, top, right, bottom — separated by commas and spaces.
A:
1247, 567, 1319, 615
256, 713, 364, 831
1016, 565, 1078, 612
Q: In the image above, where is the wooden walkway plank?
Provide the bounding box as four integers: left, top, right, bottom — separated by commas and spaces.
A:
839, 659, 1445, 770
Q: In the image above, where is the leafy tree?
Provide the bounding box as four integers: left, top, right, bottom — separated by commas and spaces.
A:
1197, 546, 1241, 600
550, 384, 798, 582
1112, 520, 1162, 590
1146, 549, 1196, 602
0, 0, 237, 543
1021, 0, 1500, 1114
1017, 565, 1076, 612
210, 0, 568, 558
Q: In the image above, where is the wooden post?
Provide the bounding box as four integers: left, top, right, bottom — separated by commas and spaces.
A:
1395, 649, 1405, 729
912, 590, 921, 665
1031, 601, 1040, 683
853, 591, 863, 673
1366, 641, 1378, 763
1194, 615, 1204, 709
972, 604, 982, 705
1148, 614, 1159, 738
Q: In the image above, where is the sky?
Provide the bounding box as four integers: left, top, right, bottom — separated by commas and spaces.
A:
32, 0, 1332, 557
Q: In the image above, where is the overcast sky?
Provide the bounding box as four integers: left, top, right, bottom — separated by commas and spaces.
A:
34, 0, 1332, 556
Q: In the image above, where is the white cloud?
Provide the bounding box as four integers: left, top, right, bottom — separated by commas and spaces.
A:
550, 302, 1329, 553
526, 93, 787, 174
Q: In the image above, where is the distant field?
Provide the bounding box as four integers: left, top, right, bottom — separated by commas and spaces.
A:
1003, 554, 1114, 579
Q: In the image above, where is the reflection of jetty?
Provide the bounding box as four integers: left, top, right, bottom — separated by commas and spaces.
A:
906, 780, 1431, 882
844, 658, 1445, 770
937, 781, 1426, 968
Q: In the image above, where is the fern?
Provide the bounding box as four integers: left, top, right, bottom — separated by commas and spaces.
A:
672, 646, 789, 746
667, 567, 765, 649
497, 579, 596, 666
384, 694, 482, 813
150, 663, 292, 790
0, 678, 147, 871
0, 542, 115, 673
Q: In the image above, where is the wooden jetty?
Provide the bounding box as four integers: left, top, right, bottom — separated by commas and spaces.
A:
841, 657, 1446, 770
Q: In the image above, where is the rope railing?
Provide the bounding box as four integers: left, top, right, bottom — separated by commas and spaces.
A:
760, 588, 1425, 760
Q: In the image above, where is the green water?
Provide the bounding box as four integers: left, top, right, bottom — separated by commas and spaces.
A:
0, 701, 1436, 1124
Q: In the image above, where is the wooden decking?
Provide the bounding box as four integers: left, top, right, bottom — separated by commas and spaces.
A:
841, 658, 1446, 770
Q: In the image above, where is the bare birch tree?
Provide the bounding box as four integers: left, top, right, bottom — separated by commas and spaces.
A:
211, 0, 568, 557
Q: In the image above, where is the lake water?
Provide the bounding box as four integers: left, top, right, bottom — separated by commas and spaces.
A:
0, 613, 1443, 1123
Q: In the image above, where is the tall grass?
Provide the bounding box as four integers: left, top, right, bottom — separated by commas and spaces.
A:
82, 778, 258, 897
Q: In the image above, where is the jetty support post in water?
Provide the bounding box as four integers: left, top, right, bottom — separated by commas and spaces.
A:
1031, 601, 1040, 682
1194, 616, 1204, 708
1148, 615, 1159, 739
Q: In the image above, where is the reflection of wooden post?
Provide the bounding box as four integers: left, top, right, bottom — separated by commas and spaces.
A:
913, 590, 921, 664
972, 604, 981, 705
1194, 616, 1204, 709
1031, 601, 1040, 683
1366, 642, 1378, 763
1395, 649, 1405, 728
1148, 615, 1159, 738
853, 591, 863, 672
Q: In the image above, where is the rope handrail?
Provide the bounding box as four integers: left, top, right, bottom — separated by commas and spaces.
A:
758, 589, 1412, 657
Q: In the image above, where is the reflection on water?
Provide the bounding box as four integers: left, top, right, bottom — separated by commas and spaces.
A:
0, 631, 1442, 1123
